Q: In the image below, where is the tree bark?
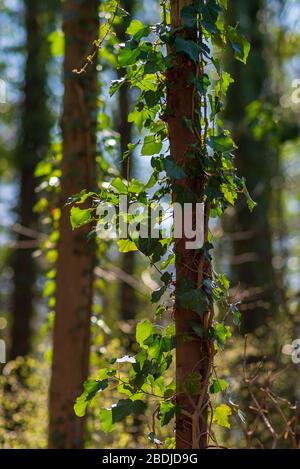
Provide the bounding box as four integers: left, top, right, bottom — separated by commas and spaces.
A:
167, 0, 213, 449
48, 0, 99, 449
116, 0, 137, 323
9, 0, 53, 359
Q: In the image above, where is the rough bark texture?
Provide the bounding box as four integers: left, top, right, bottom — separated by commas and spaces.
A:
225, 0, 277, 333
167, 0, 213, 450
10, 0, 53, 359
48, 0, 98, 449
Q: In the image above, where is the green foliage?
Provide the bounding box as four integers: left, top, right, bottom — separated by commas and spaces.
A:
71, 0, 252, 445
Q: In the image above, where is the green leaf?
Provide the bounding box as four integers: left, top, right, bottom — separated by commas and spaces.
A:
164, 156, 185, 180
117, 239, 138, 253
126, 19, 150, 41
209, 378, 228, 394
181, 5, 197, 28
100, 408, 113, 432
241, 178, 257, 212
74, 379, 108, 417
190, 320, 204, 338
159, 402, 178, 426
70, 207, 93, 230
213, 323, 232, 349
48, 30, 64, 57
174, 37, 202, 62
151, 285, 167, 303
228, 27, 250, 64
177, 279, 208, 316
185, 372, 201, 395
113, 399, 146, 423
212, 404, 232, 428
230, 303, 241, 327
136, 320, 154, 347
141, 136, 162, 156
111, 177, 128, 193
207, 134, 235, 153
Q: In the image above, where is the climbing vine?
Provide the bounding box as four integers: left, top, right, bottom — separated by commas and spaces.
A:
72, 0, 253, 448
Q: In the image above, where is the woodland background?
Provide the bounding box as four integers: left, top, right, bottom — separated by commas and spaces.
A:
0, 0, 300, 449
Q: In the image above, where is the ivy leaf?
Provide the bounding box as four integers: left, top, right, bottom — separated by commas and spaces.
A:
117, 239, 138, 253
185, 372, 201, 395
209, 378, 228, 394
164, 156, 185, 180
190, 320, 204, 338
136, 320, 154, 347
141, 136, 162, 156
111, 177, 128, 193
112, 399, 146, 423
74, 379, 108, 417
126, 19, 150, 41
181, 5, 197, 28
240, 177, 257, 212
212, 404, 232, 428
213, 323, 232, 349
70, 206, 93, 230
228, 27, 250, 64
230, 303, 241, 327
174, 37, 202, 62
151, 285, 167, 303
159, 402, 179, 426
177, 279, 208, 316
99, 408, 113, 432
207, 134, 235, 153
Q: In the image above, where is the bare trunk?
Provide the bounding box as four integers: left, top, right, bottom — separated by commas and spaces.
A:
117, 0, 137, 323
9, 0, 53, 360
167, 0, 214, 449
48, 0, 99, 449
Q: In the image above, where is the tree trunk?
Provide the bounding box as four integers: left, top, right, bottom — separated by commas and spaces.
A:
48, 0, 99, 449
9, 0, 53, 359
167, 0, 214, 449
224, 0, 277, 333
117, 0, 137, 323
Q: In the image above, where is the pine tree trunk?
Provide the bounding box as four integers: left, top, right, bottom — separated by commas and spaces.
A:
9, 0, 53, 359
167, 0, 213, 449
48, 0, 99, 449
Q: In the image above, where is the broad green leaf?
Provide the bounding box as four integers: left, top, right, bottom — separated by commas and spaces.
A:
100, 408, 113, 432
181, 5, 197, 28
207, 134, 235, 153
70, 206, 93, 230
209, 378, 228, 394
175, 37, 202, 62
136, 319, 154, 347
228, 27, 250, 64
126, 19, 150, 41
117, 239, 138, 253
111, 177, 128, 193
141, 136, 162, 156
212, 404, 232, 428
74, 379, 108, 417
164, 156, 185, 180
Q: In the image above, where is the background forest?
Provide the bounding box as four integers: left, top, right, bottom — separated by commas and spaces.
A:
0, 0, 300, 450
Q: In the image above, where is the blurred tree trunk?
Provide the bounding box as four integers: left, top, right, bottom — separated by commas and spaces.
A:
48, 0, 99, 449
9, 0, 54, 359
167, 0, 213, 449
116, 0, 137, 323
225, 0, 278, 333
